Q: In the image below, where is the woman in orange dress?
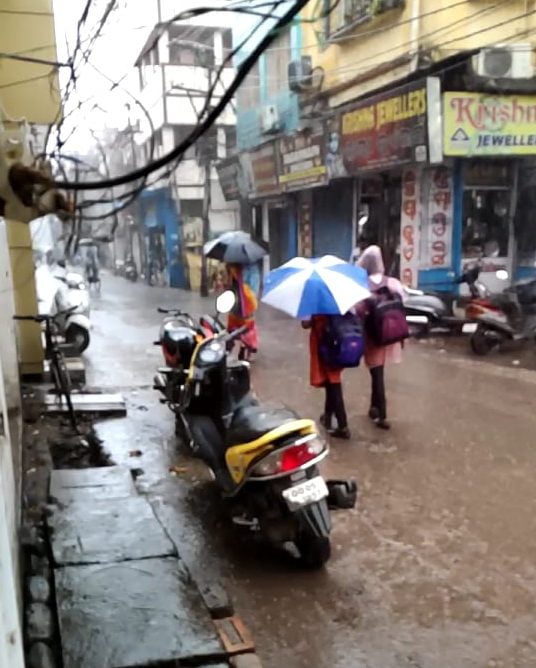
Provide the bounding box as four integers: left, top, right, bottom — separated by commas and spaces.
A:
302, 316, 350, 440
226, 263, 259, 359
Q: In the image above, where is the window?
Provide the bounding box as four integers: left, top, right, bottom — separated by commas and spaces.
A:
462, 162, 512, 260
267, 27, 291, 98
222, 29, 233, 62
236, 61, 259, 111
169, 24, 215, 67
225, 127, 236, 156
173, 125, 196, 159
326, 0, 404, 39
344, 0, 372, 23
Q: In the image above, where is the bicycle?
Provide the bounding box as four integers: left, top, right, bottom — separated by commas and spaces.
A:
14, 308, 78, 432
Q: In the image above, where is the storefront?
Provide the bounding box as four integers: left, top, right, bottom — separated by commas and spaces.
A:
442, 91, 536, 293
339, 77, 443, 285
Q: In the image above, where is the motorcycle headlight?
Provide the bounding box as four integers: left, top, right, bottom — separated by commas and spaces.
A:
197, 340, 225, 364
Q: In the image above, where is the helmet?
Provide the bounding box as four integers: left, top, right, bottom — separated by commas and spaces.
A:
160, 320, 197, 367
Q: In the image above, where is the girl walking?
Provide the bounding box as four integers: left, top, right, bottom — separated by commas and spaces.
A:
358, 245, 405, 430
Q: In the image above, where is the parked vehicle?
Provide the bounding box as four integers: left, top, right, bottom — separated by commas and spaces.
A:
468, 273, 536, 355
36, 263, 91, 354
153, 291, 356, 568
404, 263, 489, 337
124, 255, 138, 282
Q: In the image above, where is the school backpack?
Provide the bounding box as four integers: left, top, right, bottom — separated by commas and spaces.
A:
319, 313, 364, 369
366, 286, 409, 346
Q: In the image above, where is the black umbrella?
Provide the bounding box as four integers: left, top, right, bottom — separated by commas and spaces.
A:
203, 230, 268, 264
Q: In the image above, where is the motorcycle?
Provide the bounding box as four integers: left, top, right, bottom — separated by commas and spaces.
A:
468, 272, 536, 355
153, 290, 356, 568
35, 263, 91, 354
404, 264, 490, 337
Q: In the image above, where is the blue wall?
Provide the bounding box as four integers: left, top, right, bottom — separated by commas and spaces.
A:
235, 22, 302, 150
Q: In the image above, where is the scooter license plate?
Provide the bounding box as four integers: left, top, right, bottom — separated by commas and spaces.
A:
462, 323, 478, 334
282, 476, 328, 511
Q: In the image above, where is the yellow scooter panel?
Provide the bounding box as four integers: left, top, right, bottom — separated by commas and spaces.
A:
225, 419, 316, 485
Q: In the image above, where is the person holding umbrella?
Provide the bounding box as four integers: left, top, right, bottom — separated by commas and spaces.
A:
262, 255, 370, 439
204, 231, 268, 361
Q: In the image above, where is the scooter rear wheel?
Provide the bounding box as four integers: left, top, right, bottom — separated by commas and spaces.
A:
65, 324, 90, 354
470, 325, 501, 356
295, 532, 331, 569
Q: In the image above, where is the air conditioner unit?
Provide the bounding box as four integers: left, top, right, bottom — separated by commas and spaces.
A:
288, 56, 313, 92
261, 104, 280, 134
472, 44, 534, 79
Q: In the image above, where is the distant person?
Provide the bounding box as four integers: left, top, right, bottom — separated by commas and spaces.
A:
357, 245, 406, 430
226, 263, 259, 361
302, 316, 350, 440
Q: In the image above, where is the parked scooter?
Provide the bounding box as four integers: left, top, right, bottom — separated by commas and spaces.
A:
36, 263, 91, 353
153, 291, 356, 568
468, 272, 536, 355
404, 264, 486, 336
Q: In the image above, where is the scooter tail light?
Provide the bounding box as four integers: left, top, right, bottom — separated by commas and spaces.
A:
249, 436, 326, 478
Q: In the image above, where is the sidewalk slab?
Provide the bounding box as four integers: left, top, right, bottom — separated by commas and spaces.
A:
49, 496, 175, 565
56, 557, 224, 668
50, 466, 136, 503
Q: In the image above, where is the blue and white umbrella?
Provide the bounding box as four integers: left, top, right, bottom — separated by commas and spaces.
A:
262, 255, 370, 318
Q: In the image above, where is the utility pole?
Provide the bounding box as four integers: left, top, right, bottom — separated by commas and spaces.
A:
200, 59, 214, 297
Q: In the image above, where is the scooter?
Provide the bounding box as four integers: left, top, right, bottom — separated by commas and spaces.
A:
468, 273, 536, 355
35, 263, 91, 354
153, 291, 356, 568
404, 264, 487, 337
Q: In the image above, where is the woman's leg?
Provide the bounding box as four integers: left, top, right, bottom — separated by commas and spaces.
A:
331, 383, 348, 430
322, 383, 334, 429
370, 366, 388, 427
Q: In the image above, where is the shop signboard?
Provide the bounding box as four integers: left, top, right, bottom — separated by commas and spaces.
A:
444, 92, 536, 156
422, 166, 454, 268
216, 156, 241, 201
340, 77, 441, 173
246, 142, 280, 199
278, 125, 328, 191
399, 167, 421, 288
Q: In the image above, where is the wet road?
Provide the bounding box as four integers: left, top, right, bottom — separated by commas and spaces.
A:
87, 274, 536, 668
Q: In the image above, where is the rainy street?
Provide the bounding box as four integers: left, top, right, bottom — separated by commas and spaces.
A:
86, 274, 536, 668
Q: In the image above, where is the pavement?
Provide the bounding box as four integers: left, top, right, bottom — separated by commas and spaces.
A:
81, 273, 536, 668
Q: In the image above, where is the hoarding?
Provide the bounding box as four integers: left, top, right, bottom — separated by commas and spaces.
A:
444, 92, 536, 156
278, 125, 327, 191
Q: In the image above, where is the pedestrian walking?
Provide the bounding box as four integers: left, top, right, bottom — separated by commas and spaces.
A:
357, 245, 407, 430
226, 263, 259, 360
302, 316, 350, 440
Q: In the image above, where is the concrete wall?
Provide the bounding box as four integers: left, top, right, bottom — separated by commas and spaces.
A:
0, 220, 24, 668
301, 0, 536, 107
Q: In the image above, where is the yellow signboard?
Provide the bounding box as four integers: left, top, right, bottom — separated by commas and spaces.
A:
444, 92, 536, 156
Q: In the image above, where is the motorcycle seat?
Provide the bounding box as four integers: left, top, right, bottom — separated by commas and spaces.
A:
227, 403, 300, 446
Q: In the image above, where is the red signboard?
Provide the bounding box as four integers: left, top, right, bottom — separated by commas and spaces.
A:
341, 80, 429, 173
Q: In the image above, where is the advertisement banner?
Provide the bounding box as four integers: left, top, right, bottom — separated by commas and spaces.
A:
247, 142, 280, 198
422, 166, 454, 268
278, 125, 328, 191
444, 92, 536, 156
400, 168, 421, 288
215, 156, 241, 201
341, 79, 432, 173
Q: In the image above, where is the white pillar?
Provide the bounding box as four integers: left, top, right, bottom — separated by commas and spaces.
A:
0, 219, 20, 411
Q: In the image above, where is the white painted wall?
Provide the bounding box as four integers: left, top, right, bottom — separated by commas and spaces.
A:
0, 219, 24, 668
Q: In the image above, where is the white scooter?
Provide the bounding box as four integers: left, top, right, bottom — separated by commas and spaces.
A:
35, 263, 91, 354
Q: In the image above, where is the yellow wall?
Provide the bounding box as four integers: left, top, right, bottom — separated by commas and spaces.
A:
1, 0, 61, 374
0, 0, 61, 122
302, 0, 536, 107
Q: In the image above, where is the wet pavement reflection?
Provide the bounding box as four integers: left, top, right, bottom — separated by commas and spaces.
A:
88, 274, 536, 668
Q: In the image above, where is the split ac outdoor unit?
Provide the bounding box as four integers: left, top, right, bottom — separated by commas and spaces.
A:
261, 104, 280, 134
472, 44, 534, 79
288, 56, 313, 92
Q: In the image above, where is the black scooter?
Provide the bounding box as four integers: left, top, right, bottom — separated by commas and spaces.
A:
153, 291, 356, 568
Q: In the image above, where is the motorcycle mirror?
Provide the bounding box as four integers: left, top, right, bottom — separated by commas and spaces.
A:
496, 270, 509, 280
216, 290, 236, 315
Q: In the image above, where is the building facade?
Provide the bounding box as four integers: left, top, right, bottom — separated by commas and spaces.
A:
128, 0, 240, 289
229, 0, 536, 294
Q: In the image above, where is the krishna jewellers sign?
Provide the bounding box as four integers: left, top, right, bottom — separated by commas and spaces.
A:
444, 92, 536, 156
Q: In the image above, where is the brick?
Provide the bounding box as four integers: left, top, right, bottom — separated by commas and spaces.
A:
28, 576, 51, 604
231, 654, 263, 668
27, 642, 56, 668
